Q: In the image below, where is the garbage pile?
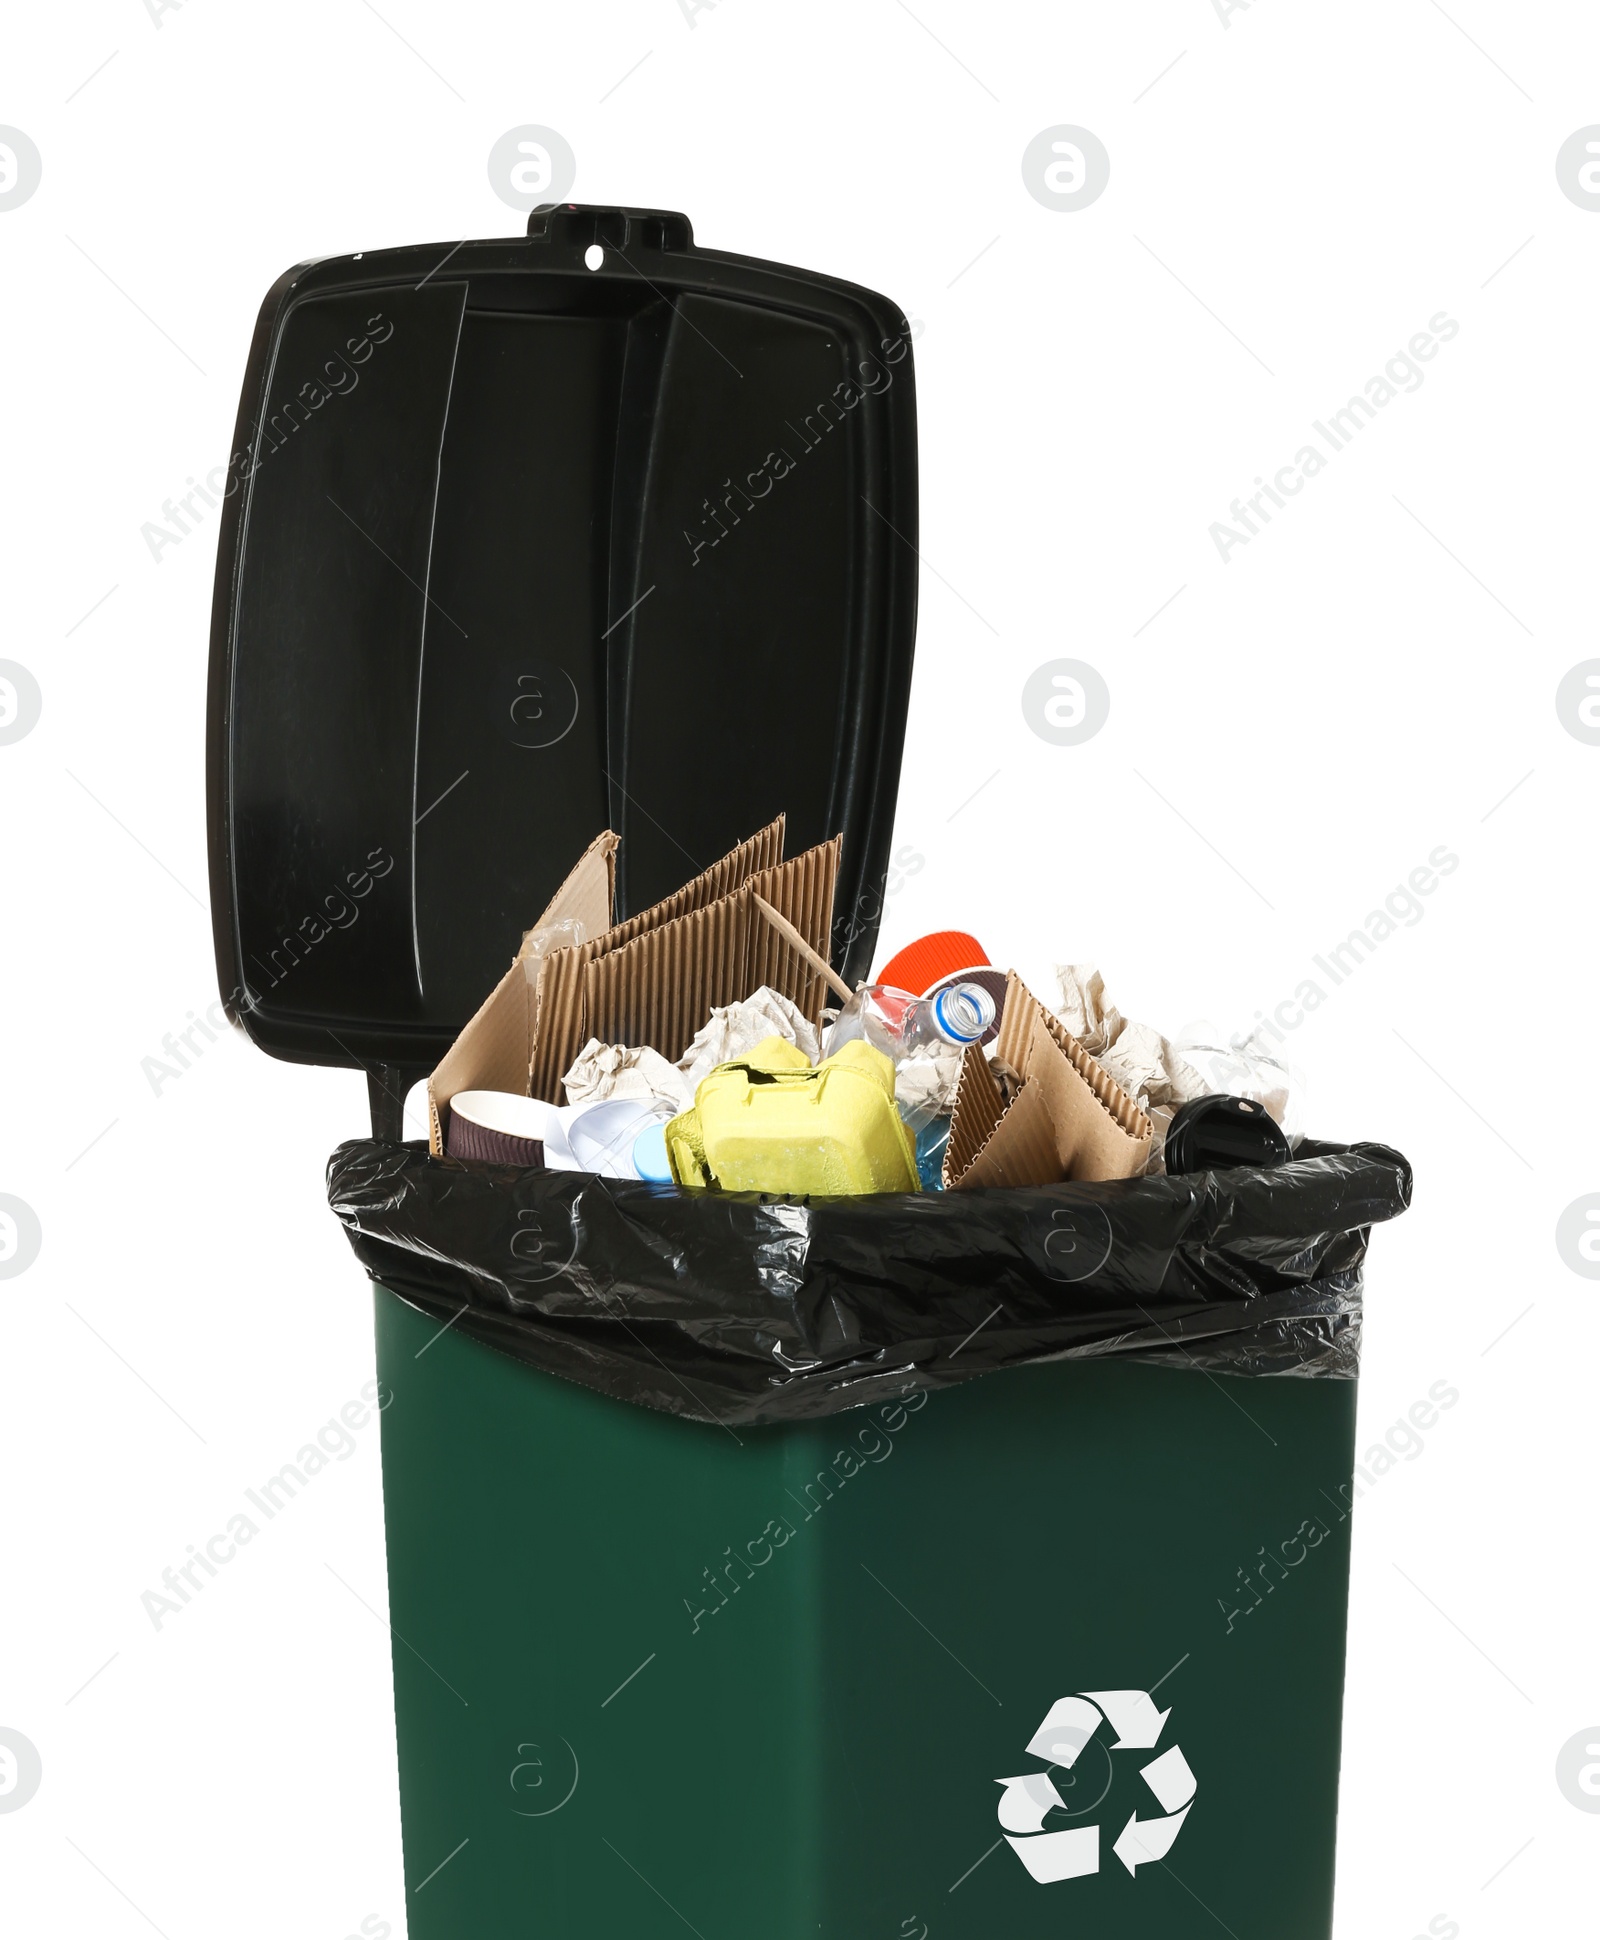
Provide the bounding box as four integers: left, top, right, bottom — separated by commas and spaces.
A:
329, 815, 1412, 1422
428, 817, 1302, 1197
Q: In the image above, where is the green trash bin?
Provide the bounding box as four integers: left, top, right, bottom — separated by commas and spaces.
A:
326, 1134, 1408, 1940
369, 1287, 1361, 1938
208, 202, 1412, 1938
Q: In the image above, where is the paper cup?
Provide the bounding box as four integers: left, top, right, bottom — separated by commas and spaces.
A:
445, 1091, 555, 1168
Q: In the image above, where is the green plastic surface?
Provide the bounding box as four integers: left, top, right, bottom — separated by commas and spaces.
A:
374, 1285, 1359, 1938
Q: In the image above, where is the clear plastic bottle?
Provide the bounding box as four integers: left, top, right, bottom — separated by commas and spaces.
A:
825, 981, 996, 1065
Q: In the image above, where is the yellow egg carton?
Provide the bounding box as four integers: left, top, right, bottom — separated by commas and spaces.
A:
665, 1036, 920, 1196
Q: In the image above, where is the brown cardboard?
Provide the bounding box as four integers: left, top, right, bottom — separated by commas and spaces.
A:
427, 830, 618, 1154
749, 893, 854, 1004
994, 970, 1150, 1143
743, 840, 844, 1025
430, 820, 843, 1147
942, 1044, 1007, 1181
526, 817, 788, 1102
577, 837, 842, 1075
580, 889, 751, 1072
944, 975, 1153, 1190
597, 817, 785, 955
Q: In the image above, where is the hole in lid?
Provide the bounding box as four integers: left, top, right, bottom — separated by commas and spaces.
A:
584, 244, 604, 271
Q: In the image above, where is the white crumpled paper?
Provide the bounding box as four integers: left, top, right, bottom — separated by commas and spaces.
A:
1053, 963, 1303, 1161
1167, 1024, 1301, 1143
676, 985, 821, 1089
562, 985, 824, 1109
895, 1041, 965, 1121
562, 1040, 694, 1114
1053, 963, 1306, 1170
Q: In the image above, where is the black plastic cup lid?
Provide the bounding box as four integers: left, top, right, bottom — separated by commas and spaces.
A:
1164, 1093, 1292, 1175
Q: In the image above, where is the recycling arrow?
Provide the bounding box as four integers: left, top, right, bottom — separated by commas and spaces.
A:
1112, 1742, 1197, 1874
1080, 1689, 1171, 1750
1025, 1695, 1104, 1768
996, 1772, 1064, 1834
1139, 1744, 1197, 1816
1006, 1824, 1100, 1883
1113, 1803, 1191, 1875
999, 1686, 1199, 1889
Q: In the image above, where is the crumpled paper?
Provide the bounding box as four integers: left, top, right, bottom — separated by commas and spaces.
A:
1168, 1025, 1301, 1142
1052, 965, 1215, 1170
563, 986, 824, 1109
563, 1040, 694, 1114
1053, 964, 1302, 1166
895, 1041, 964, 1120
677, 986, 821, 1089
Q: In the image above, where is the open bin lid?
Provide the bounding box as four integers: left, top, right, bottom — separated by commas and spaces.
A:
206, 203, 918, 1093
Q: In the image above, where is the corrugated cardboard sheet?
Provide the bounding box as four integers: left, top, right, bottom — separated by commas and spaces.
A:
573, 841, 841, 1093
429, 819, 842, 1145
945, 973, 1153, 1189
427, 830, 618, 1154
527, 818, 788, 1103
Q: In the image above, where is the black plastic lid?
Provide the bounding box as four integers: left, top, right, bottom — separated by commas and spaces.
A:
1164, 1095, 1292, 1175
206, 204, 918, 1083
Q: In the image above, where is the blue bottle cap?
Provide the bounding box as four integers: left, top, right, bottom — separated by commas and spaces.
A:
632, 1120, 675, 1184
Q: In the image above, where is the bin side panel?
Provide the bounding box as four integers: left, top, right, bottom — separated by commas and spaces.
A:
374, 1287, 826, 1939
811, 1356, 1358, 1939
375, 1290, 1356, 1939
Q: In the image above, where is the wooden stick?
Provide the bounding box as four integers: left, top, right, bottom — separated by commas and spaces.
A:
750, 892, 854, 1003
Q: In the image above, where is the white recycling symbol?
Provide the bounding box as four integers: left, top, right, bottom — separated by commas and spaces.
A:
996, 1688, 1197, 1884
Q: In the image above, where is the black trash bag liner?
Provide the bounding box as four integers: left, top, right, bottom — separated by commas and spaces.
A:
327, 1135, 1411, 1427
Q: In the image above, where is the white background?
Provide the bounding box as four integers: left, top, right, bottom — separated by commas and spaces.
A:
1, 2, 1595, 1935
